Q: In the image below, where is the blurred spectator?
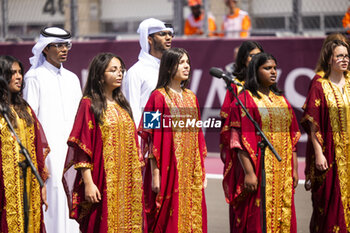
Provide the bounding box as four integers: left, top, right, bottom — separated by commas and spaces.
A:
221, 0, 251, 38
184, 0, 217, 36
343, 6, 350, 34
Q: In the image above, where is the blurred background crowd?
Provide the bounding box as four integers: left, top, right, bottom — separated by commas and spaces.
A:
0, 0, 349, 41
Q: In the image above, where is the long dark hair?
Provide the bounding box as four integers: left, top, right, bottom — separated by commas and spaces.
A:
317, 40, 349, 79
0, 55, 33, 127
156, 47, 191, 92
233, 41, 264, 81
244, 52, 282, 98
83, 53, 133, 124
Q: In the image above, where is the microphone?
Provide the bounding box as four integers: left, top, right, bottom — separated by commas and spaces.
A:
209, 67, 243, 87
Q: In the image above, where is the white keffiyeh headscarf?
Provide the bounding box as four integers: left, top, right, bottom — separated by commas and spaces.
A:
29, 27, 71, 70
137, 18, 174, 56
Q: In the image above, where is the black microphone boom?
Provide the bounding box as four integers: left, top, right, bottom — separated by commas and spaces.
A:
209, 67, 242, 87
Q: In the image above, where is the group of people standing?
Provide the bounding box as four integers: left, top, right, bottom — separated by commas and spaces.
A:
0, 18, 207, 233
0, 15, 349, 233
220, 34, 350, 233
0, 26, 81, 233
184, 0, 251, 38
220, 41, 300, 233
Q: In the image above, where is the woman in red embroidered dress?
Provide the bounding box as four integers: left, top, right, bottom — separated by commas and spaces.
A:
138, 47, 207, 233
219, 41, 264, 233
220, 41, 264, 120
302, 40, 350, 232
0, 55, 49, 233
307, 33, 349, 90
62, 53, 145, 233
224, 53, 300, 232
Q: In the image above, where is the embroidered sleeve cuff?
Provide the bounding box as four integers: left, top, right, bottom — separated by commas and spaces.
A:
74, 162, 93, 170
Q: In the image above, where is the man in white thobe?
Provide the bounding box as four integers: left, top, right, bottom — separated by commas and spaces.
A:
23, 27, 81, 233
122, 18, 174, 126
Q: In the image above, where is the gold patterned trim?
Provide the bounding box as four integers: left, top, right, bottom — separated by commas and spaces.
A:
223, 160, 233, 178
220, 124, 230, 134
88, 120, 94, 130
43, 147, 50, 159
100, 102, 143, 232
1, 109, 42, 232
158, 88, 204, 232
68, 136, 93, 157
292, 131, 301, 149
241, 135, 256, 164
74, 162, 93, 170
220, 111, 229, 119
301, 114, 324, 146
252, 91, 294, 232
315, 99, 321, 107
230, 121, 241, 128
320, 79, 350, 231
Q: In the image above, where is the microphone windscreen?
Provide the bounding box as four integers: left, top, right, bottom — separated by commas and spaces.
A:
209, 67, 224, 78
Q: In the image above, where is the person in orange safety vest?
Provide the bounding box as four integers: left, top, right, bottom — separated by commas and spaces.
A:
184, 0, 217, 37
221, 0, 251, 38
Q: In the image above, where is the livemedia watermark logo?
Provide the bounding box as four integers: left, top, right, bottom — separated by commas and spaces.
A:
143, 110, 221, 131
143, 110, 162, 129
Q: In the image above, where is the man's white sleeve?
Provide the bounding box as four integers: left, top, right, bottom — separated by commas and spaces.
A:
23, 76, 40, 116
123, 69, 142, 125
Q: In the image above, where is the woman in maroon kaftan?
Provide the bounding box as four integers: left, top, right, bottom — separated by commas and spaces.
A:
220, 41, 264, 232
0, 55, 49, 233
139, 48, 207, 233
302, 40, 350, 232
224, 53, 300, 232
62, 53, 145, 233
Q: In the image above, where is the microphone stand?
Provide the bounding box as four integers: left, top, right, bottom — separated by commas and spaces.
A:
0, 106, 44, 233
224, 79, 281, 233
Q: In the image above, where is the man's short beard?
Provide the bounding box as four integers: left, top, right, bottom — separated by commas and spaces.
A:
152, 37, 168, 53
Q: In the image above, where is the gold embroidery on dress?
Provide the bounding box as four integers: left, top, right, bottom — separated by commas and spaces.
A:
221, 124, 230, 134
100, 103, 143, 232
301, 114, 324, 146
315, 99, 321, 107
220, 111, 229, 119
88, 120, 94, 130
253, 92, 294, 233
333, 225, 340, 233
241, 135, 257, 164
320, 79, 350, 231
1, 107, 41, 233
241, 109, 247, 118
74, 162, 93, 170
255, 198, 261, 207
223, 160, 233, 178
230, 121, 241, 128
69, 136, 93, 157
159, 88, 204, 232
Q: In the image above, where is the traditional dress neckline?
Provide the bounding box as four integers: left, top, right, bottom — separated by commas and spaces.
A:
168, 87, 183, 98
